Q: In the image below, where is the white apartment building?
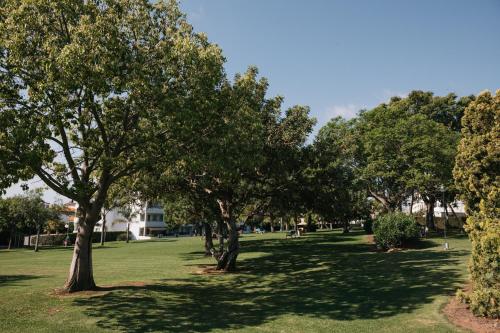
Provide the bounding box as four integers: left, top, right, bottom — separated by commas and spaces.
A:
402, 198, 466, 218
71, 201, 167, 240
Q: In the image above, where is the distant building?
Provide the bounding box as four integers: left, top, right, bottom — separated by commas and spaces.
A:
67, 201, 167, 240
402, 198, 466, 217
402, 196, 466, 228
60, 201, 78, 228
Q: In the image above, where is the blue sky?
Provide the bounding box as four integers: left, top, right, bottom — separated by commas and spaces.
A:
181, 0, 500, 128
5, 0, 500, 202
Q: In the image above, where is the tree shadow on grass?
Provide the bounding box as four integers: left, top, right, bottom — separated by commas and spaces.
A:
0, 274, 43, 287
127, 239, 179, 244
73, 232, 469, 333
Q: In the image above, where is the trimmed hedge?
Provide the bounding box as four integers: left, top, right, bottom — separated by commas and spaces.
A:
27, 231, 129, 246
373, 212, 419, 250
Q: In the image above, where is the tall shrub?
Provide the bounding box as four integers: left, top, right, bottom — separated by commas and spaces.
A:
453, 90, 499, 318
373, 212, 419, 250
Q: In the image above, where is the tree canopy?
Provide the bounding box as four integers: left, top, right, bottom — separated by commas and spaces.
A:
0, 0, 225, 291
356, 91, 467, 223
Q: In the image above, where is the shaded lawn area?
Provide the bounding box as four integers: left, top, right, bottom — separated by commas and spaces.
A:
0, 230, 470, 333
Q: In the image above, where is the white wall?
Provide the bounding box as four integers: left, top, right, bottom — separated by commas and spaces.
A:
402, 197, 466, 217
93, 202, 167, 240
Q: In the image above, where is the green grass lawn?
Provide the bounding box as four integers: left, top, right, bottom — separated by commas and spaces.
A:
0, 230, 471, 333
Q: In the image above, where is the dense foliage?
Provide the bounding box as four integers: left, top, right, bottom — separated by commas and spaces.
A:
311, 117, 370, 231
373, 213, 420, 250
0, 190, 60, 249
454, 90, 499, 318
356, 92, 467, 226
0, 0, 225, 291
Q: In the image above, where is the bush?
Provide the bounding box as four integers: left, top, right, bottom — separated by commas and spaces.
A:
116, 232, 129, 241
363, 219, 373, 234
462, 214, 500, 318
373, 212, 419, 250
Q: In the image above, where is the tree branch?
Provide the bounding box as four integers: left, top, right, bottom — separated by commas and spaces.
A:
55, 117, 81, 185
35, 167, 77, 201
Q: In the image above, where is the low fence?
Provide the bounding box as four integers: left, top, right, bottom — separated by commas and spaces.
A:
23, 231, 129, 247
414, 215, 465, 229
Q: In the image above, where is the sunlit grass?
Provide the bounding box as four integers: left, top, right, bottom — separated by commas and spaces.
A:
0, 230, 470, 332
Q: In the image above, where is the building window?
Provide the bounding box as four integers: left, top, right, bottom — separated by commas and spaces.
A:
147, 214, 151, 221
159, 214, 163, 222
140, 213, 145, 221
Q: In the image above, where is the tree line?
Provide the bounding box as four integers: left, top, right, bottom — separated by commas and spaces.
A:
0, 189, 62, 251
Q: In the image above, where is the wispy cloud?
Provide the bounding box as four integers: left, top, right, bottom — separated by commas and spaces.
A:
377, 89, 408, 103
324, 104, 360, 120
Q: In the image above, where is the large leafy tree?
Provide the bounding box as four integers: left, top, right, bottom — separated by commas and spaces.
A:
0, 0, 224, 291
400, 115, 459, 229
166, 67, 314, 271
357, 91, 468, 224
312, 117, 370, 231
454, 90, 499, 318
245, 104, 316, 232
180, 67, 272, 271
357, 104, 412, 211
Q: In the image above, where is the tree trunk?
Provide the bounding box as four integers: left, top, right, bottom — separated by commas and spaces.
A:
64, 215, 97, 292
270, 213, 275, 233
409, 191, 415, 215
448, 203, 462, 228
216, 199, 239, 271
342, 220, 349, 233
216, 219, 225, 254
8, 227, 14, 250
425, 200, 436, 230
126, 222, 130, 243
100, 212, 106, 246
443, 202, 449, 230
203, 222, 214, 256
34, 224, 40, 252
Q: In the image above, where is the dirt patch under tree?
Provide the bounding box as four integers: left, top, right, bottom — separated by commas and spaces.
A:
443, 285, 499, 333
